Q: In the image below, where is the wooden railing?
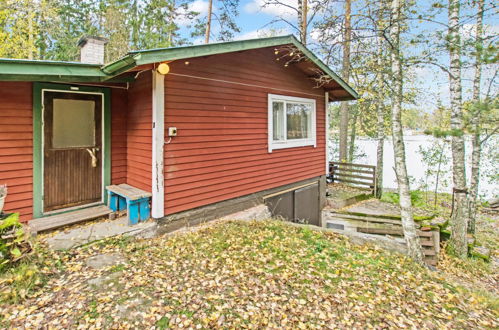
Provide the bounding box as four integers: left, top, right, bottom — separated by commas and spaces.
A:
329, 162, 377, 195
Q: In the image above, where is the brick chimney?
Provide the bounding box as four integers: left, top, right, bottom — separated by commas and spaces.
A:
77, 36, 109, 65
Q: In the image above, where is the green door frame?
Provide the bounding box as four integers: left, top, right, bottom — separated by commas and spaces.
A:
33, 82, 111, 218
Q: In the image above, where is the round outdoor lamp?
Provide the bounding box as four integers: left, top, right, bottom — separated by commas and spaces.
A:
157, 63, 170, 75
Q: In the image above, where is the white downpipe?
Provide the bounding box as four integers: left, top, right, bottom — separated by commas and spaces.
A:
152, 71, 165, 218
325, 92, 330, 175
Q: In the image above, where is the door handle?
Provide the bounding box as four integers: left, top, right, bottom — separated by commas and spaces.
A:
86, 148, 98, 168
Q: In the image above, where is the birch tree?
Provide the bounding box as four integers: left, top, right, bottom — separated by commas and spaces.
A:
389, 0, 425, 264
467, 0, 484, 234
375, 9, 387, 198
339, 0, 352, 162
447, 0, 468, 258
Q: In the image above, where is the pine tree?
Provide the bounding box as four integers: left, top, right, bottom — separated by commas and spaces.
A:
198, 0, 240, 43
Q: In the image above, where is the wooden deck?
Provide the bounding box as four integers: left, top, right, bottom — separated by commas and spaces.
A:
28, 205, 112, 234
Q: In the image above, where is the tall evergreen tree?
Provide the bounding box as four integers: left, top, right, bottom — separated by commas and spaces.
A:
197, 0, 240, 43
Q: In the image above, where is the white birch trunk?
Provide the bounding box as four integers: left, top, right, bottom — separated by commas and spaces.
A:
468, 0, 484, 234
348, 107, 357, 162
390, 0, 425, 264
339, 0, 352, 162
448, 0, 469, 258
375, 22, 385, 198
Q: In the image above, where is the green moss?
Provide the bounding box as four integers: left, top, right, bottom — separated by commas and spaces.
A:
441, 229, 451, 240
469, 250, 490, 262
337, 210, 435, 222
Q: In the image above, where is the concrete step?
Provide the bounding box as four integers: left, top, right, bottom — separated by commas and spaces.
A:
328, 212, 403, 226
356, 227, 434, 237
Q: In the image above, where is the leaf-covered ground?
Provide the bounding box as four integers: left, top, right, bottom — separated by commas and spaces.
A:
1, 220, 498, 328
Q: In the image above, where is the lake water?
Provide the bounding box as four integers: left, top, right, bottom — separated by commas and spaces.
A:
329, 135, 498, 200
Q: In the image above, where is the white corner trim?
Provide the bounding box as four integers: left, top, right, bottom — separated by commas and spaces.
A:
268, 94, 273, 153
325, 92, 330, 175
267, 93, 317, 153
152, 71, 165, 218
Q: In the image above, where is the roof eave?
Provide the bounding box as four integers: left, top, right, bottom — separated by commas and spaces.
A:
106, 35, 358, 100
288, 39, 358, 100
135, 35, 295, 65
0, 36, 358, 98
0, 59, 110, 82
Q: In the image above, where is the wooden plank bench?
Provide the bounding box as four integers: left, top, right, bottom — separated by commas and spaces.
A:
106, 184, 152, 225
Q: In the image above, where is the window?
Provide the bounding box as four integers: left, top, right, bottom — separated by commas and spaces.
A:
268, 94, 316, 152
52, 99, 96, 148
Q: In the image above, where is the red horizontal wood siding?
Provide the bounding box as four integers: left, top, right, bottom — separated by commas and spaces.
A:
111, 88, 128, 184
126, 72, 152, 191
164, 47, 326, 215
0, 82, 33, 221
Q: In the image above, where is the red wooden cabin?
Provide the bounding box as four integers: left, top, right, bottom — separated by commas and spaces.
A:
0, 35, 357, 229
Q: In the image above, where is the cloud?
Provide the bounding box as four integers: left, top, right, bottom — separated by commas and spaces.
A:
310, 25, 342, 44
234, 27, 290, 40
189, 0, 210, 14
244, 0, 298, 19
176, 0, 210, 26
191, 37, 205, 45
461, 23, 499, 41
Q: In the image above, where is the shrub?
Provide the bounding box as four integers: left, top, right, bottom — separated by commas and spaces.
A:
0, 213, 32, 272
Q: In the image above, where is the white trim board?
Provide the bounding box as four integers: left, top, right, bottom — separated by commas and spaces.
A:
267, 93, 317, 153
151, 71, 165, 218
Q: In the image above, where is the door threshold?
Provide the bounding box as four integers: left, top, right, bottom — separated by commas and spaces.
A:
43, 201, 103, 216
28, 205, 112, 234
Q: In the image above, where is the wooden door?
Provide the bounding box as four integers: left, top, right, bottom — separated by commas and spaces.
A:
43, 91, 103, 212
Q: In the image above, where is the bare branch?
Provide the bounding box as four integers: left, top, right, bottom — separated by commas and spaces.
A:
480, 125, 499, 145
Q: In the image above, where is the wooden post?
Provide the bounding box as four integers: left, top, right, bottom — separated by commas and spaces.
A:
152, 70, 165, 218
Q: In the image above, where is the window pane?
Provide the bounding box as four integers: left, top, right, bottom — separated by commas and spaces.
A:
52, 99, 95, 148
272, 101, 285, 141
286, 102, 311, 139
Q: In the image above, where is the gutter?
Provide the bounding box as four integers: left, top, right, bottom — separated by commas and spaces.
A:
101, 53, 141, 77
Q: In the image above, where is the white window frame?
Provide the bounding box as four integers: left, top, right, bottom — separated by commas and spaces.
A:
268, 93, 316, 153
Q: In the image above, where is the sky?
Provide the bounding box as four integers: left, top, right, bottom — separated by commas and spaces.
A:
179, 0, 298, 42
177, 0, 498, 111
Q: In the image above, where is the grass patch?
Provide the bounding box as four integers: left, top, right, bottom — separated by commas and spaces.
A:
380, 190, 427, 208
0, 219, 497, 328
